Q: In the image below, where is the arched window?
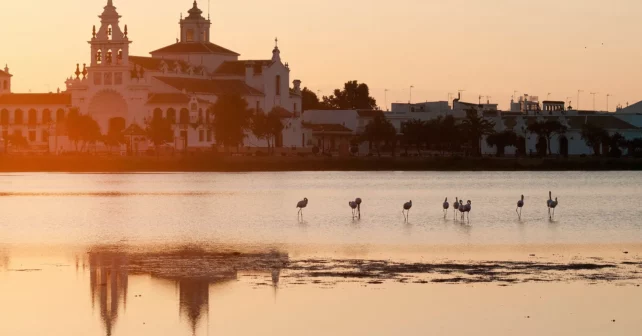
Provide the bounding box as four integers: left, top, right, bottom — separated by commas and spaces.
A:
107, 24, 113, 41
166, 108, 176, 123
42, 109, 52, 124
275, 75, 281, 96
179, 108, 190, 124
198, 108, 203, 123
205, 108, 211, 124
153, 108, 163, 120
0, 109, 9, 125
190, 103, 197, 112
28, 109, 38, 125
106, 49, 113, 65
96, 50, 102, 65
117, 49, 123, 64
2, 80, 6, 90
186, 29, 195, 42
200, 31, 206, 41
14, 109, 24, 125
56, 109, 65, 122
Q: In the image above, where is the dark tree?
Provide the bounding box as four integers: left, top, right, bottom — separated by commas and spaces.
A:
266, 107, 286, 153
528, 120, 568, 156
361, 112, 396, 157
401, 119, 426, 155
145, 117, 174, 156
460, 109, 495, 156
211, 94, 253, 151
486, 130, 518, 157
323, 81, 378, 110
580, 123, 610, 156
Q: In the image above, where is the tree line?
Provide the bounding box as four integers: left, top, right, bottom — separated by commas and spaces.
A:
360, 110, 642, 158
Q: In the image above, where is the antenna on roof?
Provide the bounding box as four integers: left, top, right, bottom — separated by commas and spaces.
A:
208, 0, 211, 19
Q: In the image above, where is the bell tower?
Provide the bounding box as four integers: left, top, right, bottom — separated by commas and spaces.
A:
88, 0, 132, 86
0, 64, 11, 94
180, 1, 211, 43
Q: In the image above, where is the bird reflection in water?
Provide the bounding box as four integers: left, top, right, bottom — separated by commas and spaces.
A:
86, 246, 287, 335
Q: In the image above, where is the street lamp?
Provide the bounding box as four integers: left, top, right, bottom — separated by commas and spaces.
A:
384, 89, 389, 111
409, 85, 414, 104
606, 94, 612, 112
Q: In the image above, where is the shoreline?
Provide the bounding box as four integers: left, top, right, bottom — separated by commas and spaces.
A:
1, 155, 642, 172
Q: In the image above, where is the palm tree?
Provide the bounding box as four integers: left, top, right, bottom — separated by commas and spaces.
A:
361, 112, 397, 157
580, 123, 609, 156
486, 130, 518, 157
460, 109, 495, 156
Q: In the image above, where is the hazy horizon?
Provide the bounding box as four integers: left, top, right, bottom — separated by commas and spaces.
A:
1, 0, 641, 111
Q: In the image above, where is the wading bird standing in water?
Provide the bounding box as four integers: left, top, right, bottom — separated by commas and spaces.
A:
453, 197, 460, 220
349, 200, 358, 218
464, 200, 472, 222
443, 197, 450, 218
458, 200, 465, 221
516, 195, 524, 219
355, 198, 362, 218
402, 200, 412, 221
547, 191, 558, 219
297, 197, 308, 218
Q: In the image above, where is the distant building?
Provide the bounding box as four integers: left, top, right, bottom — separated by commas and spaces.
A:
304, 93, 642, 156
0, 1, 303, 153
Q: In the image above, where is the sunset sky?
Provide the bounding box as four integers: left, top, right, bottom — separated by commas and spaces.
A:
1, 0, 641, 111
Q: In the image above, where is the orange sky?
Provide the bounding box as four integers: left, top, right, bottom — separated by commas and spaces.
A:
1, 0, 641, 111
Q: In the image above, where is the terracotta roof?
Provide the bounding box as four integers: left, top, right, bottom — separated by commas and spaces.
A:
155, 77, 264, 96
150, 42, 239, 56
213, 60, 272, 76
146, 93, 212, 105
0, 93, 71, 105
302, 122, 353, 133
0, 70, 11, 77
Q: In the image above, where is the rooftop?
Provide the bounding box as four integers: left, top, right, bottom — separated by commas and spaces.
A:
212, 60, 272, 76
155, 77, 263, 96
150, 42, 239, 56
0, 93, 71, 105
146, 93, 211, 105
302, 122, 353, 133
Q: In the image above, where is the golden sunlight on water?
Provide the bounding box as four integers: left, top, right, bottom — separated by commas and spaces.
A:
0, 172, 641, 335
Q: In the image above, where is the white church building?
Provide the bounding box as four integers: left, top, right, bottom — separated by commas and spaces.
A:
0, 0, 303, 153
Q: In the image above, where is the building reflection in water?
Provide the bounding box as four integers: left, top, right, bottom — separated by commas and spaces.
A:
88, 252, 129, 336
87, 247, 287, 336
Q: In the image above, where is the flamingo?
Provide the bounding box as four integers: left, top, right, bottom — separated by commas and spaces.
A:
349, 201, 358, 218
443, 197, 450, 218
453, 197, 460, 219
355, 198, 362, 218
464, 200, 472, 222
297, 197, 308, 218
458, 200, 465, 221
516, 195, 524, 219
402, 200, 412, 221
547, 191, 554, 219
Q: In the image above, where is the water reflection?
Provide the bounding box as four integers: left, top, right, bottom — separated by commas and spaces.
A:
85, 246, 287, 335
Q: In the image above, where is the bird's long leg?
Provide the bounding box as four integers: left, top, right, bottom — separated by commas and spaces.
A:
552, 208, 555, 219
520, 208, 522, 219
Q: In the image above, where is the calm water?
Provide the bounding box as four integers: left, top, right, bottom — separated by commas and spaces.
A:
0, 172, 640, 246
1, 172, 641, 336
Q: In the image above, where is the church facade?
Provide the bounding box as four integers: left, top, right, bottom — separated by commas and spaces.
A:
0, 0, 303, 152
